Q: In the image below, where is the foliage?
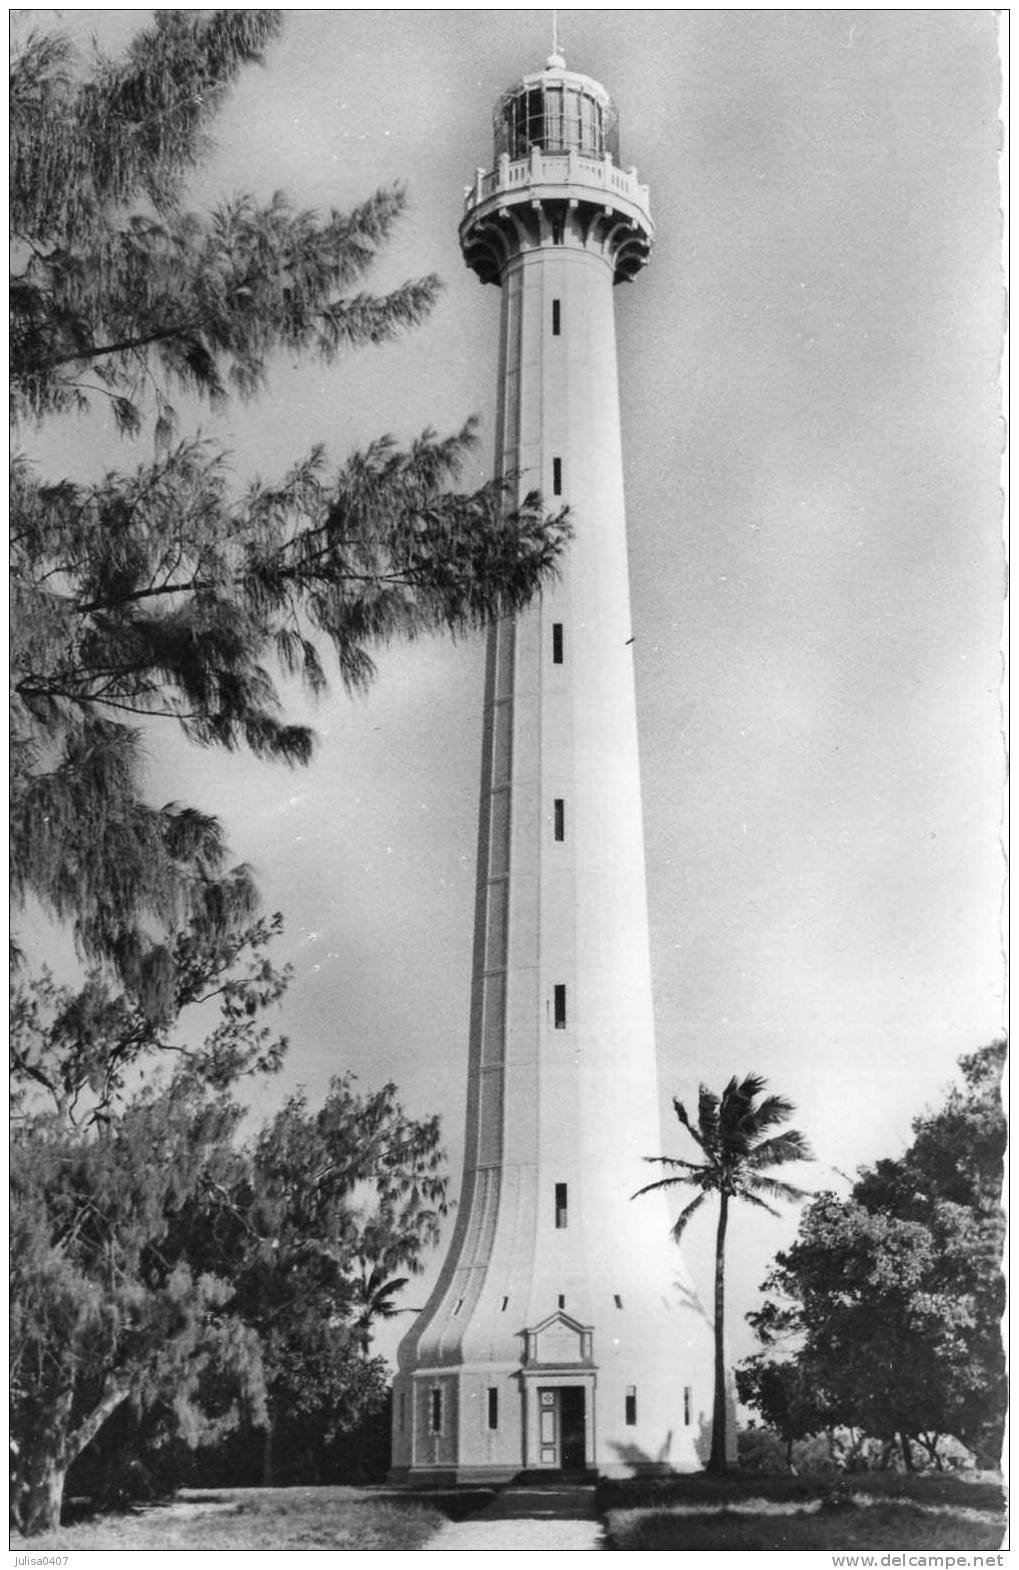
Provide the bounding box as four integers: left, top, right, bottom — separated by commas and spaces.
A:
157, 1075, 447, 1484
747, 1193, 985, 1463
638, 1076, 814, 1236
10, 12, 436, 431
635, 1074, 813, 1472
853, 1040, 1005, 1244
736, 1423, 792, 1473
10, 1065, 450, 1529
10, 11, 547, 1532
10, 914, 290, 1124
738, 1420, 975, 1477
9, 1074, 264, 1536
735, 1360, 831, 1465
853, 1041, 1006, 1463
10, 11, 569, 1019
11, 422, 565, 1021
741, 1044, 1006, 1469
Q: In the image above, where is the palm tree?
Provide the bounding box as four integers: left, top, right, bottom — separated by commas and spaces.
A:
350, 1263, 410, 1354
634, 1074, 813, 1473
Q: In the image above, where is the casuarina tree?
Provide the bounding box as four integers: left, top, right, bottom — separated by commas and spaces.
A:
11, 12, 558, 1531
10, 1072, 265, 1536
10, 1048, 451, 1525
634, 1074, 813, 1472
10, 11, 569, 1022
158, 1075, 448, 1485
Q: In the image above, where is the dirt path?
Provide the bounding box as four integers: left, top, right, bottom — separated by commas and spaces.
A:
422, 1483, 603, 1551
423, 1517, 603, 1549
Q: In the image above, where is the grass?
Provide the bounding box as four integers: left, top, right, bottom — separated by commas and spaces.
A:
600, 1472, 1007, 1552
10, 1486, 449, 1552
11, 1472, 1005, 1552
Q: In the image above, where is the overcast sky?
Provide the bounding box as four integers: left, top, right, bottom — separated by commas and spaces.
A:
20, 8, 1004, 1364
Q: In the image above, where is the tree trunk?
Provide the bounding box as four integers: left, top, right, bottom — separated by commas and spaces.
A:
707, 1191, 730, 1473
14, 1380, 133, 1537
15, 1450, 69, 1538
899, 1430, 914, 1472
65, 1382, 131, 1465
262, 1404, 276, 1486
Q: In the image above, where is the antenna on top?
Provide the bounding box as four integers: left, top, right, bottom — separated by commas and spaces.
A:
549, 8, 565, 68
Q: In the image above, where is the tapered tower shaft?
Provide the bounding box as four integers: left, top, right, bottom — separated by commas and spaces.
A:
392, 54, 713, 1484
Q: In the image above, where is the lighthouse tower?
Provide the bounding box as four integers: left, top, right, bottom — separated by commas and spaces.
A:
391, 51, 714, 1483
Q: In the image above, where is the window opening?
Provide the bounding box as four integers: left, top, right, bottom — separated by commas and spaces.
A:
552, 298, 561, 336
683, 1386, 692, 1427
555, 1183, 568, 1229
545, 85, 564, 148
526, 87, 544, 148
553, 984, 567, 1028
554, 799, 565, 841
552, 623, 564, 664
488, 1388, 499, 1430
614, 1294, 623, 1309
580, 94, 600, 155
553, 456, 563, 495
625, 1386, 638, 1426
430, 1388, 442, 1434
501, 1296, 509, 1311
398, 1391, 406, 1433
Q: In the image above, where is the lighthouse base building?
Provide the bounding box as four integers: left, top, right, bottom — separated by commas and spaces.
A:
391, 53, 718, 1483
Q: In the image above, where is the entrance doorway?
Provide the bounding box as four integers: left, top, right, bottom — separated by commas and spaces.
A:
537, 1386, 587, 1471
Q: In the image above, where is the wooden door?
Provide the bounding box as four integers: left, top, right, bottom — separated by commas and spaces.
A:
559, 1386, 586, 1471
538, 1388, 559, 1467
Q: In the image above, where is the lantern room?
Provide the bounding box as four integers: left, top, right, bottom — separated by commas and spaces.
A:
492, 55, 621, 163
460, 51, 653, 288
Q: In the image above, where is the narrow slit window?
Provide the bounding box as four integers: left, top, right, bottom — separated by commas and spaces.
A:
488, 1388, 499, 1430
430, 1388, 443, 1435
552, 623, 564, 664
501, 1296, 509, 1312
553, 984, 567, 1029
552, 457, 563, 496
399, 1391, 406, 1433
452, 1297, 464, 1316
625, 1386, 637, 1426
552, 298, 561, 335
683, 1386, 692, 1427
554, 798, 565, 841
558, 1294, 566, 1309
614, 1294, 623, 1309
555, 1182, 568, 1229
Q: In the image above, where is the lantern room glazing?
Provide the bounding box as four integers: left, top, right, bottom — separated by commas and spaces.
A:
493, 72, 621, 162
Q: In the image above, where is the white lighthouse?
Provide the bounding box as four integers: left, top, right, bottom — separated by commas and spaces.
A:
391, 51, 714, 1483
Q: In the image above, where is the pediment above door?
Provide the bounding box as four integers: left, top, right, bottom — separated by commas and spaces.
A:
523, 1309, 594, 1366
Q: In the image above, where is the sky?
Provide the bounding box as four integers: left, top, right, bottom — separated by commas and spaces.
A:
17, 8, 1005, 1367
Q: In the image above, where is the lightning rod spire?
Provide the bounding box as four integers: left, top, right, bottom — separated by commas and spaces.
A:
549, 9, 565, 69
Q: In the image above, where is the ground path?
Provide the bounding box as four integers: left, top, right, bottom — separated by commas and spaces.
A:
422, 1483, 603, 1551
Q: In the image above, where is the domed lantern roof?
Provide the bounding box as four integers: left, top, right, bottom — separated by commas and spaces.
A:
492, 53, 621, 163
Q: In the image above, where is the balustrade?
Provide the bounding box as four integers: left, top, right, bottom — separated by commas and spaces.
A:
465, 149, 650, 217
